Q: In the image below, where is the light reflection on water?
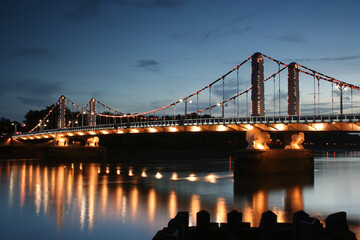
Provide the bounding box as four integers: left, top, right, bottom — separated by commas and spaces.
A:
0, 151, 360, 239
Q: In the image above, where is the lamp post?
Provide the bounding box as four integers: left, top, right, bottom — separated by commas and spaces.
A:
180, 98, 192, 118
11, 122, 17, 134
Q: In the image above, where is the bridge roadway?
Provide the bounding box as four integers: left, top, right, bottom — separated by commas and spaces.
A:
14, 113, 360, 140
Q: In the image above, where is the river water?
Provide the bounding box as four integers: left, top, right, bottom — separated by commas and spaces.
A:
0, 151, 359, 239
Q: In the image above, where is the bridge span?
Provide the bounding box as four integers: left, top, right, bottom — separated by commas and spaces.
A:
11, 52, 360, 148
14, 113, 360, 140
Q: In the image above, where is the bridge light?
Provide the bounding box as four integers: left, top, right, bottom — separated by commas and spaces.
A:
141, 170, 147, 177
101, 130, 109, 134
187, 173, 197, 182
129, 169, 134, 176
89, 131, 96, 135
117, 130, 124, 134
67, 133, 74, 136
116, 169, 120, 175
169, 127, 178, 132
191, 126, 201, 132
43, 135, 49, 138
217, 125, 227, 131
77, 132, 84, 136
171, 173, 178, 180
217, 103, 221, 106
246, 125, 253, 130
275, 124, 285, 131
35, 136, 41, 139
106, 167, 110, 174
205, 174, 218, 183
179, 99, 183, 102
132, 129, 139, 133
189, 100, 193, 103
155, 172, 163, 179
314, 123, 324, 130
149, 128, 157, 133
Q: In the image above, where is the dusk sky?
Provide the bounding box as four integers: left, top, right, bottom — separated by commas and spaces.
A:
1, 0, 360, 121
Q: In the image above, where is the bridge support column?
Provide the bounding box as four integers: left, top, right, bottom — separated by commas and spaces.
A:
58, 95, 66, 129
288, 62, 300, 115
284, 132, 304, 149
251, 52, 265, 116
90, 98, 96, 126
86, 137, 99, 147
246, 128, 270, 150
55, 135, 69, 147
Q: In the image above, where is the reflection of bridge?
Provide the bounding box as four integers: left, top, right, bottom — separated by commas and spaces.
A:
13, 52, 360, 146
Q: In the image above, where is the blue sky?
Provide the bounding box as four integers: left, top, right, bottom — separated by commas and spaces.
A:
1, 0, 360, 121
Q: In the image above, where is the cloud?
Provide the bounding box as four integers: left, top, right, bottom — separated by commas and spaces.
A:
284, 54, 360, 62
0, 78, 62, 96
15, 97, 49, 107
63, 0, 101, 20
202, 1, 283, 41
0, 48, 49, 59
274, 34, 305, 43
135, 60, 159, 68
114, 0, 184, 10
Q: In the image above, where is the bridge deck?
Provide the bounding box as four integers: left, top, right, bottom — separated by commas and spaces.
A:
13, 113, 360, 140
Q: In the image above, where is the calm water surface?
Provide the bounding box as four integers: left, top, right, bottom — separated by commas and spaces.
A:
0, 151, 360, 239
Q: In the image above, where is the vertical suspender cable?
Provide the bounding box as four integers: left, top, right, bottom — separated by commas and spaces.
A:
313, 74, 316, 115
317, 77, 320, 114
222, 77, 225, 118
209, 85, 212, 117
246, 91, 249, 117
197, 93, 199, 119
174, 104, 176, 120
278, 63, 281, 116
332, 82, 334, 114
351, 88, 353, 114
234, 98, 236, 117
273, 75, 276, 117
237, 68, 239, 117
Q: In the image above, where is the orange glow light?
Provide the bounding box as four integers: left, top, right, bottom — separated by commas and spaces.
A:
217, 125, 227, 131
169, 127, 178, 132
155, 172, 163, 179
187, 173, 197, 182
191, 126, 201, 132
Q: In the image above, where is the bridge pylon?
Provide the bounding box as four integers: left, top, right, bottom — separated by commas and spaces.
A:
288, 62, 300, 116
251, 52, 265, 116
57, 95, 66, 129
90, 98, 96, 126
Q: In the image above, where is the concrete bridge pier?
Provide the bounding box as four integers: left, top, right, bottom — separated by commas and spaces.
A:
284, 132, 305, 149
86, 137, 99, 147
54, 135, 69, 147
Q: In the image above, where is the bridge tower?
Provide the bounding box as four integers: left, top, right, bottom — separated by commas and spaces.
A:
288, 62, 300, 115
90, 98, 96, 126
58, 95, 66, 129
251, 52, 265, 116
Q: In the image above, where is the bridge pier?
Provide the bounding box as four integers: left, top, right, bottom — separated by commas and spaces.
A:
86, 137, 99, 147
284, 132, 305, 150
54, 135, 69, 147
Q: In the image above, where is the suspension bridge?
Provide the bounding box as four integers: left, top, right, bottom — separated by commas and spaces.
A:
12, 52, 360, 148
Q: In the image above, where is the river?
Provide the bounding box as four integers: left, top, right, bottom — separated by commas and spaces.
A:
0, 151, 359, 239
